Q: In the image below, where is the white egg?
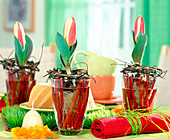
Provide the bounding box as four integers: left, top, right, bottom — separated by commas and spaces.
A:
22, 109, 43, 129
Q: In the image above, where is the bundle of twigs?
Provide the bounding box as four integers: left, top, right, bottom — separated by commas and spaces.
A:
44, 68, 89, 80
0, 46, 43, 106
121, 63, 167, 78
1, 58, 39, 106
121, 63, 167, 112
0, 58, 40, 106
45, 68, 90, 134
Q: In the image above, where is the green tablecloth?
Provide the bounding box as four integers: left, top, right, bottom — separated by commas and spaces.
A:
1, 107, 170, 139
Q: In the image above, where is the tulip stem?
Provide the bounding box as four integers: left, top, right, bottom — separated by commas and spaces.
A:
65, 63, 71, 75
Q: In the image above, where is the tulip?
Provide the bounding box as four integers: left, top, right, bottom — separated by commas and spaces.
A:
13, 22, 33, 66
63, 16, 76, 47
13, 22, 25, 47
134, 15, 145, 43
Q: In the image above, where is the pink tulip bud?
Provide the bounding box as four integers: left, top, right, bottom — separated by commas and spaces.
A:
63, 16, 76, 47
134, 15, 145, 43
13, 22, 25, 47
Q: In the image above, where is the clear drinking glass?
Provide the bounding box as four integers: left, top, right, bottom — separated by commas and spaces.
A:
122, 73, 157, 112
51, 78, 90, 135
6, 69, 36, 106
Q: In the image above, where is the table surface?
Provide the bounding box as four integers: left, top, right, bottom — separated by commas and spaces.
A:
1, 107, 170, 139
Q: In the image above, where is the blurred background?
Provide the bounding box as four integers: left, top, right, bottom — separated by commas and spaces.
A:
0, 0, 170, 103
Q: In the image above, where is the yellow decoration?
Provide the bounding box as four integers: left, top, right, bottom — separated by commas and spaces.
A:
11, 125, 57, 139
111, 105, 124, 114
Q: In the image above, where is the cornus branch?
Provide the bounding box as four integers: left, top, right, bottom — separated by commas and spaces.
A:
8, 49, 15, 59
38, 43, 44, 63
121, 63, 167, 78
0, 54, 5, 60
44, 68, 89, 80
0, 58, 40, 74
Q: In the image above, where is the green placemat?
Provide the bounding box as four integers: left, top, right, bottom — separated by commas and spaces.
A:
0, 116, 96, 139
1, 107, 170, 139
0, 117, 12, 139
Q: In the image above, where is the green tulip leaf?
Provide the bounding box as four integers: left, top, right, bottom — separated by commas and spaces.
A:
132, 34, 147, 65
70, 40, 77, 54
70, 45, 74, 55
136, 31, 143, 44
60, 55, 65, 67
132, 30, 134, 36
56, 32, 72, 67
15, 53, 20, 66
14, 36, 24, 66
24, 35, 33, 64
132, 30, 136, 44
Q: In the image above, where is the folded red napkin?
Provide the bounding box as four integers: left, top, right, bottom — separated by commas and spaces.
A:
91, 113, 170, 138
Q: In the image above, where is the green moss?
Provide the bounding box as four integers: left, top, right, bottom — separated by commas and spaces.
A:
2, 105, 116, 130
2, 106, 57, 130
84, 108, 116, 129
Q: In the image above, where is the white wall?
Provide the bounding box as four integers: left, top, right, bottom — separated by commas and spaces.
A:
0, 0, 45, 48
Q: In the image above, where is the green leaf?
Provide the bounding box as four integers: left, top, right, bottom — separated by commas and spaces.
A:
23, 35, 33, 63
56, 32, 72, 67
15, 53, 20, 66
14, 36, 24, 66
60, 55, 65, 66
132, 30, 136, 45
70, 40, 77, 54
136, 31, 143, 44
132, 34, 148, 65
